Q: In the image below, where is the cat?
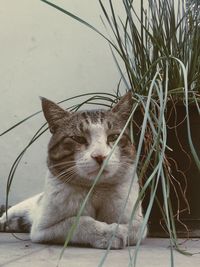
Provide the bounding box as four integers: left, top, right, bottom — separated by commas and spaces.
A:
0, 92, 147, 249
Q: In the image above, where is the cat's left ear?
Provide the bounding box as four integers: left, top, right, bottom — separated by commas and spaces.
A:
40, 97, 70, 134
111, 91, 134, 119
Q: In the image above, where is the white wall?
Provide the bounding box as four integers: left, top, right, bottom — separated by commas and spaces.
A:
0, 0, 141, 205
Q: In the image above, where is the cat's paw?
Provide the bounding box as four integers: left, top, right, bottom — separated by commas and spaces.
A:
0, 213, 31, 232
127, 221, 148, 245
0, 214, 7, 232
93, 223, 128, 249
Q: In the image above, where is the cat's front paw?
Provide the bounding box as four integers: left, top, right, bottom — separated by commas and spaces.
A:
93, 223, 128, 249
127, 221, 148, 245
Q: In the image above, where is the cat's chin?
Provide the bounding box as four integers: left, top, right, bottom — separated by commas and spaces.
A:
87, 169, 109, 177
75, 168, 118, 185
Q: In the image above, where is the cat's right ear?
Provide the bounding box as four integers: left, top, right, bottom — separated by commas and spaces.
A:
40, 97, 70, 134
111, 91, 134, 120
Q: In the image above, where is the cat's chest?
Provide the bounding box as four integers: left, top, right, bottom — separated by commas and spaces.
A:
43, 183, 95, 218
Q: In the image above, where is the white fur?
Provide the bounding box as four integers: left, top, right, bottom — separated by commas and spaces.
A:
75, 123, 120, 180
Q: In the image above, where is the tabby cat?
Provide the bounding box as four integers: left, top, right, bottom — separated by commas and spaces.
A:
0, 92, 147, 249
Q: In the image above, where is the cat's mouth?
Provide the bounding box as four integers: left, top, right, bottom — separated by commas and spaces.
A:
88, 168, 109, 177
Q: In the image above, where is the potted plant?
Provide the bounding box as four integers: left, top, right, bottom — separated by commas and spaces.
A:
1, 0, 200, 265
38, 0, 200, 236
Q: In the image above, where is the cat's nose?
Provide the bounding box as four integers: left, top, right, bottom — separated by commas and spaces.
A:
91, 154, 106, 165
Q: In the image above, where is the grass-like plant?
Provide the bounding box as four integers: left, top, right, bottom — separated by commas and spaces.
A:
1, 0, 200, 266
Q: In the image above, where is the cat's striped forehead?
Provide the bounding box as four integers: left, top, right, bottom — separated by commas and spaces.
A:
74, 110, 112, 132
78, 110, 106, 124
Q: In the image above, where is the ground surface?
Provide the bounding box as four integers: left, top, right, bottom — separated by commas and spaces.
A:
0, 234, 200, 267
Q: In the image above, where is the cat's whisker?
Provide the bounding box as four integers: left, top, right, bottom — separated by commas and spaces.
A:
55, 166, 78, 182
49, 161, 77, 169
49, 160, 96, 170
56, 169, 75, 179
63, 174, 76, 184
57, 170, 76, 180
58, 170, 78, 184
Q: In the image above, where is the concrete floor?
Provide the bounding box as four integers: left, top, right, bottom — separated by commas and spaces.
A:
0, 233, 199, 267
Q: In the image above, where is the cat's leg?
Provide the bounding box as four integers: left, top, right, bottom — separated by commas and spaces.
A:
125, 218, 147, 245
0, 193, 43, 232
122, 200, 148, 245
97, 183, 147, 246
31, 216, 128, 249
108, 206, 147, 246
96, 215, 147, 246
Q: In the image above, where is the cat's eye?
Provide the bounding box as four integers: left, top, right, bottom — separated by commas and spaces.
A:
107, 134, 120, 143
71, 136, 87, 144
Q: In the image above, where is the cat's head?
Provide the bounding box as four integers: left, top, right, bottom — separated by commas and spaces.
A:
41, 92, 136, 186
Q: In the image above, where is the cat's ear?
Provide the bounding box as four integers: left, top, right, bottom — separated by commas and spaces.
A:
40, 97, 70, 134
111, 91, 134, 119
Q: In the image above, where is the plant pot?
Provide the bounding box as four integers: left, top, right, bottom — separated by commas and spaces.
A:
133, 102, 200, 237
